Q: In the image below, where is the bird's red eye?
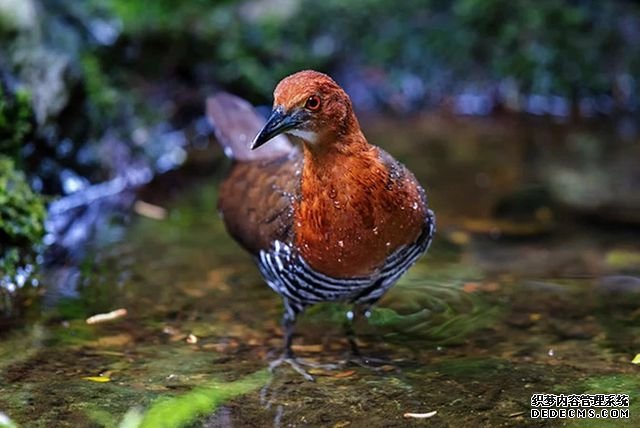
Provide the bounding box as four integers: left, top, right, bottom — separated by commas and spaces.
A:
305, 95, 321, 111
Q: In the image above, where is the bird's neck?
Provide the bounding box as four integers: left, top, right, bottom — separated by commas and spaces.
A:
299, 129, 377, 199
294, 129, 422, 277
301, 127, 369, 163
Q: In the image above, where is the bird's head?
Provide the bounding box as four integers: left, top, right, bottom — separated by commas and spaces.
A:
252, 70, 359, 151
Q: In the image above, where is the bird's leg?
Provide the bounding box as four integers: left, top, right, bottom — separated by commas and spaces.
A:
344, 306, 364, 357
268, 310, 315, 381
281, 309, 296, 358
343, 304, 391, 368
269, 303, 338, 381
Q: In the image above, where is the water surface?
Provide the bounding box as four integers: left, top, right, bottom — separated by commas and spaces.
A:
1, 115, 639, 427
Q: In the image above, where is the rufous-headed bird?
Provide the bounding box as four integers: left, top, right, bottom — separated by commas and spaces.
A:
207, 70, 435, 380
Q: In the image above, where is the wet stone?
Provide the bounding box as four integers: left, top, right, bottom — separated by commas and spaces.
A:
550, 319, 600, 340
596, 275, 640, 294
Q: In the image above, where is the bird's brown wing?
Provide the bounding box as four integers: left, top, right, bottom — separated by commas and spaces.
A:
218, 150, 302, 256
207, 93, 292, 161
208, 91, 302, 255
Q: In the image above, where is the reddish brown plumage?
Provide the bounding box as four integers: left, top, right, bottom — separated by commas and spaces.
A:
211, 70, 427, 278
296, 132, 425, 277
208, 70, 434, 379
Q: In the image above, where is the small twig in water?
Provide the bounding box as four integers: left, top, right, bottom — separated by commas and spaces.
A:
86, 308, 128, 324
403, 411, 437, 419
134, 200, 167, 220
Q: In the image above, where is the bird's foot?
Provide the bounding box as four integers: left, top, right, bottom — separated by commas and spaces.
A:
343, 353, 396, 372
269, 354, 340, 381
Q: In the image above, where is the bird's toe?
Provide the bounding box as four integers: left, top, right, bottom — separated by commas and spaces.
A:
343, 354, 396, 372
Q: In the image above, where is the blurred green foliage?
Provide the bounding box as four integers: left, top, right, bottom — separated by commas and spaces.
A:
0, 87, 32, 161
109, 0, 235, 33
80, 54, 120, 125
0, 156, 45, 280
451, 0, 637, 94
100, 0, 640, 101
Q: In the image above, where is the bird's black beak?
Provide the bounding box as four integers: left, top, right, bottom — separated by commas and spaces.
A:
251, 106, 300, 150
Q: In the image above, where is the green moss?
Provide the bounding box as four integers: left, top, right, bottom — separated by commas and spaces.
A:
0, 157, 45, 247
0, 87, 32, 162
0, 157, 45, 236
0, 156, 46, 304
564, 374, 640, 427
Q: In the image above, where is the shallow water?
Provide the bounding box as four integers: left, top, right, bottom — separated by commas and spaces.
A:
1, 115, 639, 427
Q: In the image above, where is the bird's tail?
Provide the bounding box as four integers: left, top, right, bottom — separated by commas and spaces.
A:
206, 93, 293, 162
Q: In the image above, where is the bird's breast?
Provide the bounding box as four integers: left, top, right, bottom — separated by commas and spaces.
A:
294, 148, 426, 278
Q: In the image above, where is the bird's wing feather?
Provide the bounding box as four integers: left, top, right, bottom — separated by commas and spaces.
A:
207, 92, 293, 161
209, 92, 302, 254
218, 152, 302, 255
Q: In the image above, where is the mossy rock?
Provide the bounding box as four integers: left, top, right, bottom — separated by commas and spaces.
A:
0, 85, 33, 162
0, 156, 46, 294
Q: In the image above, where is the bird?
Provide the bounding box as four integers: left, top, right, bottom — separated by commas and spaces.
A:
207, 70, 435, 380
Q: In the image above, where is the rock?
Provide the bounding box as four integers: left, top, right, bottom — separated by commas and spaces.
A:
541, 130, 640, 224
550, 319, 600, 340
596, 275, 640, 294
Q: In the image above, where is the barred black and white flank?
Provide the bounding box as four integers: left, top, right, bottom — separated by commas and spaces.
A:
258, 211, 435, 319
